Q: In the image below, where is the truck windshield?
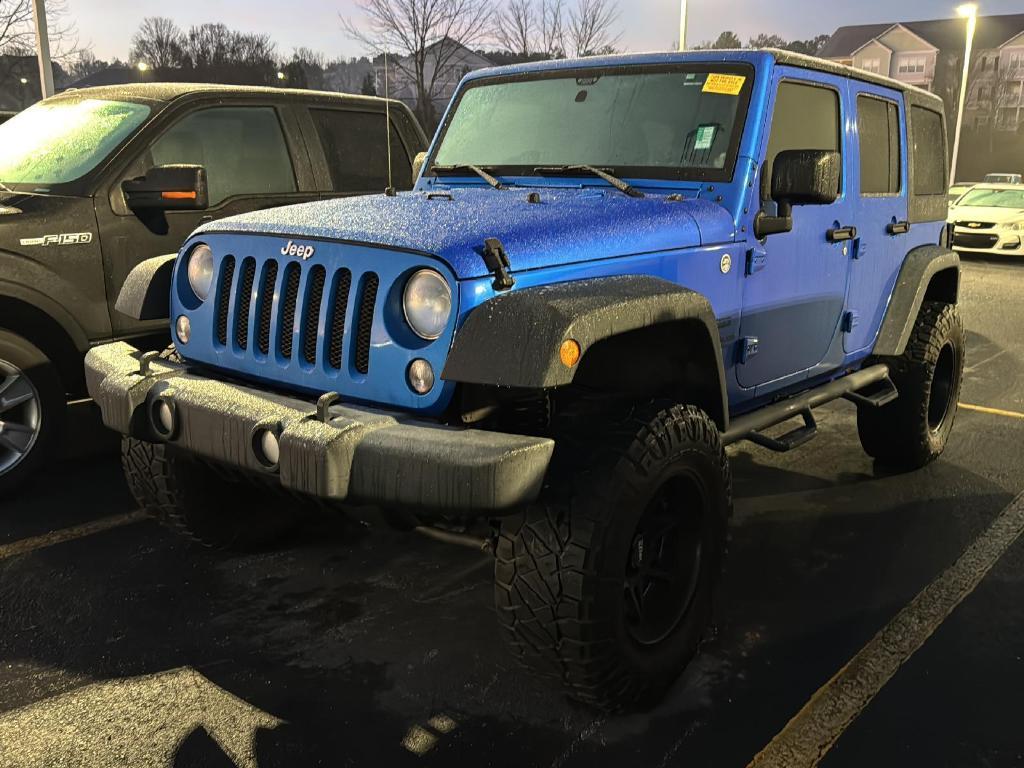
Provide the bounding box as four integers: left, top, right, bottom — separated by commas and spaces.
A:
0, 98, 150, 190
432, 65, 753, 182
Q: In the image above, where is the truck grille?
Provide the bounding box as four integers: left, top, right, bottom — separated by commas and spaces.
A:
214, 256, 380, 373
953, 232, 999, 249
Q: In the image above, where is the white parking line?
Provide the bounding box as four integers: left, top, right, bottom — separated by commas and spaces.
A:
0, 511, 147, 560
747, 490, 1024, 768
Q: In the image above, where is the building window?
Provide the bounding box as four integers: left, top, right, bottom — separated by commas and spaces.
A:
897, 55, 927, 74
1008, 52, 1023, 70
861, 58, 881, 73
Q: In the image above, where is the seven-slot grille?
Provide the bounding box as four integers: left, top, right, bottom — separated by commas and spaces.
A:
215, 255, 379, 372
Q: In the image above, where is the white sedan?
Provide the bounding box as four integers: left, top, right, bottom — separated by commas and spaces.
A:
948, 184, 1024, 256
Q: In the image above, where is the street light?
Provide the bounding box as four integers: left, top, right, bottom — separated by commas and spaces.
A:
19, 77, 28, 84
137, 61, 149, 72
276, 71, 286, 81
679, 0, 688, 51
950, 3, 978, 185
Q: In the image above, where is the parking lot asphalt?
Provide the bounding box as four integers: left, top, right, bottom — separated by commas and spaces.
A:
1, 257, 1023, 768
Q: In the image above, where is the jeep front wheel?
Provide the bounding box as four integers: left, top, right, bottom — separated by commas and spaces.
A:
122, 438, 302, 550
857, 301, 965, 469
494, 403, 731, 710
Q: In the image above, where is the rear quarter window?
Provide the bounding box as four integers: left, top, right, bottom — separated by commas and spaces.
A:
910, 106, 946, 195
311, 109, 413, 193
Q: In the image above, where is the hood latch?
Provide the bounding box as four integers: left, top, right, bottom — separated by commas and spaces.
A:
481, 238, 515, 291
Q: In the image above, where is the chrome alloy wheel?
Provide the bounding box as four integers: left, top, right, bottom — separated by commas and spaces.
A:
0, 359, 42, 475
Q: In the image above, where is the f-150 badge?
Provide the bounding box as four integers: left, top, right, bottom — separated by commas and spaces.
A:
20, 232, 93, 246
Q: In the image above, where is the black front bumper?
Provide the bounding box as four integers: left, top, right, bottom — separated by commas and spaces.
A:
85, 343, 554, 513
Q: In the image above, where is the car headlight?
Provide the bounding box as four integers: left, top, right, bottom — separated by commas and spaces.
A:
403, 269, 451, 340
186, 243, 215, 302
1001, 221, 1024, 232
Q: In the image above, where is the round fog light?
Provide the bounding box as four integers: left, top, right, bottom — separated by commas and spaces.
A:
258, 429, 280, 467
153, 399, 175, 437
407, 359, 435, 394
175, 315, 191, 345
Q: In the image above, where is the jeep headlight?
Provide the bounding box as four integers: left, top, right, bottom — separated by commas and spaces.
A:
1001, 220, 1024, 232
186, 243, 215, 302
403, 269, 451, 340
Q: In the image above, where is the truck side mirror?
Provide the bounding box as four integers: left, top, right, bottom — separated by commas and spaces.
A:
412, 152, 428, 183
123, 164, 209, 211
754, 150, 841, 239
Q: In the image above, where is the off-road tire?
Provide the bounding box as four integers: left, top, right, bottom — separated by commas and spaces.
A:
122, 438, 302, 550
0, 330, 64, 497
858, 301, 964, 469
494, 402, 731, 711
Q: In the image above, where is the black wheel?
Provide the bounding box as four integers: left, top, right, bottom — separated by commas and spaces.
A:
494, 402, 731, 710
121, 437, 303, 550
858, 301, 965, 469
0, 330, 64, 496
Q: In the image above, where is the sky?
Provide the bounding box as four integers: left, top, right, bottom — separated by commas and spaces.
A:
68, 0, 1024, 62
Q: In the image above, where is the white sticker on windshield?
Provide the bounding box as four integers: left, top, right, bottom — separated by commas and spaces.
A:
694, 125, 717, 151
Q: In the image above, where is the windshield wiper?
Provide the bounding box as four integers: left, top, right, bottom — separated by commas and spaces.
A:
535, 165, 645, 198
431, 164, 507, 190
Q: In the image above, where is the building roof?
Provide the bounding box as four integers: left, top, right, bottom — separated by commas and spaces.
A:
821, 13, 1024, 58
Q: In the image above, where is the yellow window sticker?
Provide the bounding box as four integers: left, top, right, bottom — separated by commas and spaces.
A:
702, 73, 746, 96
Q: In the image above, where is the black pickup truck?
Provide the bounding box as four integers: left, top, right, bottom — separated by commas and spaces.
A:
0, 83, 427, 493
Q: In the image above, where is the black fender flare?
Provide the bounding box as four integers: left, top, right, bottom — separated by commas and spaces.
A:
114, 253, 177, 321
442, 275, 729, 428
873, 245, 960, 357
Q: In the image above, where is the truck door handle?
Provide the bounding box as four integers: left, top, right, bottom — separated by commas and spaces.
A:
887, 220, 911, 235
827, 226, 857, 243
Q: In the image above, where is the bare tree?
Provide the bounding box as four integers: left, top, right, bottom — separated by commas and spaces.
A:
342, 0, 493, 127
538, 0, 565, 57
0, 0, 84, 84
494, 0, 533, 56
129, 16, 185, 68
565, 0, 619, 57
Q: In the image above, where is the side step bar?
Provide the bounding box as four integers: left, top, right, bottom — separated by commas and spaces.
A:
722, 364, 894, 451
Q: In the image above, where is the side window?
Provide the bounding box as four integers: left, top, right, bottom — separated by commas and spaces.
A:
910, 106, 946, 195
311, 109, 413, 193
763, 81, 841, 200
150, 106, 296, 206
857, 95, 901, 195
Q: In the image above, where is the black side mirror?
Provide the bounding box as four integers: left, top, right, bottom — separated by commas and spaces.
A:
754, 150, 841, 239
122, 164, 209, 211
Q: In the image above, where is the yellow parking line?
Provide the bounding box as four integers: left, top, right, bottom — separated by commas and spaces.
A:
0, 511, 147, 560
959, 402, 1024, 420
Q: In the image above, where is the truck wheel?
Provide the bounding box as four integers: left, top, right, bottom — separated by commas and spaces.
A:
494, 403, 731, 710
858, 301, 965, 469
0, 330, 64, 496
121, 438, 302, 550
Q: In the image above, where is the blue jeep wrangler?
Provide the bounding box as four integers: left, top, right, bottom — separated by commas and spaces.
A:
86, 50, 963, 709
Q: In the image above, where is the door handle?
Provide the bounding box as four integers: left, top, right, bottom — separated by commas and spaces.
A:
887, 220, 911, 235
827, 226, 857, 243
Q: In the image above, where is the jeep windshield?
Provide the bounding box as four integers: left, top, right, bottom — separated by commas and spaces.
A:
431, 64, 753, 183
0, 98, 151, 193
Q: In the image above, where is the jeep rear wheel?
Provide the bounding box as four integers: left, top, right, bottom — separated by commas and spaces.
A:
857, 301, 965, 469
122, 438, 302, 550
494, 403, 731, 710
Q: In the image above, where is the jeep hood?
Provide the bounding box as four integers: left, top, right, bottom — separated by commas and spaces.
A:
195, 188, 736, 279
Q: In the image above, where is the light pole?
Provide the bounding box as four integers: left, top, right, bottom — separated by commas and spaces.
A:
30, 0, 54, 99
950, 3, 978, 185
679, 0, 688, 51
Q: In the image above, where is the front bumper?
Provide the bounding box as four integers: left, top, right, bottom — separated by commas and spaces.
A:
952, 227, 1024, 255
85, 342, 554, 513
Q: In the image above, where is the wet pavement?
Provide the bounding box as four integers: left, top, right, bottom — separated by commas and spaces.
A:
1, 257, 1023, 767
